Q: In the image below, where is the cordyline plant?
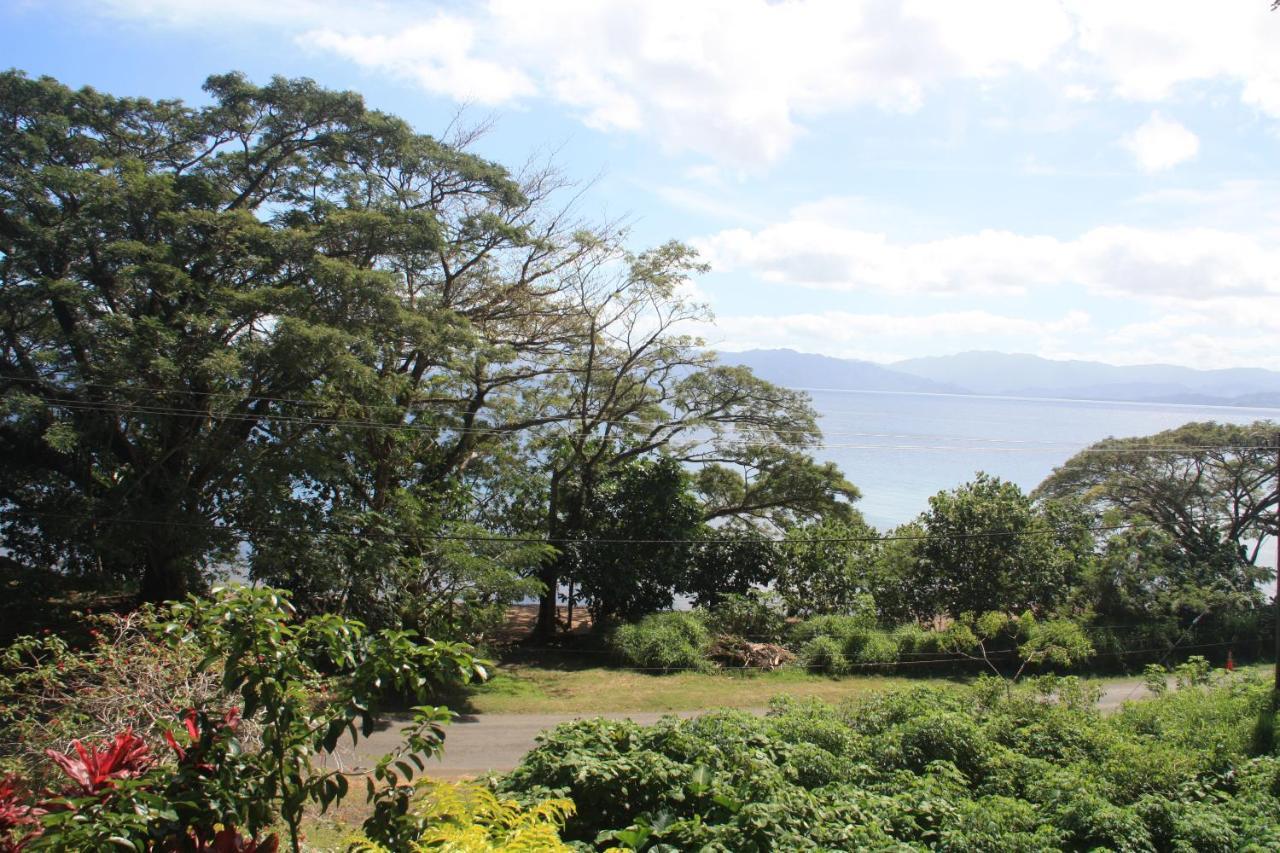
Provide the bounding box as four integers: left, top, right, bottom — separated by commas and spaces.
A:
0, 585, 487, 852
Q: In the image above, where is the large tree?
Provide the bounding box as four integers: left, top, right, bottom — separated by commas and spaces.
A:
0, 71, 859, 634
0, 71, 407, 599
910, 473, 1092, 619
0, 71, 626, 609
1035, 421, 1279, 566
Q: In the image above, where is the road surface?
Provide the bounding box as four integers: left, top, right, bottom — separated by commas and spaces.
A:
323, 679, 1156, 778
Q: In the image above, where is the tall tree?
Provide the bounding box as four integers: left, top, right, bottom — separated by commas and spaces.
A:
0, 71, 404, 599
0, 71, 606, 611
1035, 421, 1279, 565
912, 473, 1091, 619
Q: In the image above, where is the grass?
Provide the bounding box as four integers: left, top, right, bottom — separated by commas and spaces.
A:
466, 664, 928, 714
460, 658, 1273, 715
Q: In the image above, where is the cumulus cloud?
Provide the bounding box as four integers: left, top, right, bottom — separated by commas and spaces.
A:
695, 216, 1280, 302
1119, 113, 1199, 172
711, 309, 1091, 359
89, 1, 1280, 166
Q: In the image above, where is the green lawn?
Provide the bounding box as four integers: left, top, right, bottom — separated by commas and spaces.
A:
461, 661, 1268, 715
464, 664, 939, 714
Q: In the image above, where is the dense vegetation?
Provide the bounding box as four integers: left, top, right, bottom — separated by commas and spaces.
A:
3, 70, 1280, 850
500, 674, 1280, 851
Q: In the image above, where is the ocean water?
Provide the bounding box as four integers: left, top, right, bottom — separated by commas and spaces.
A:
804, 389, 1280, 531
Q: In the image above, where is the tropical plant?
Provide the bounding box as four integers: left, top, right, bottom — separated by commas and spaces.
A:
609, 611, 712, 673
353, 780, 575, 852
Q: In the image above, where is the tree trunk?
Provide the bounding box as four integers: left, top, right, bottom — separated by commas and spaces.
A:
138, 546, 192, 603
533, 568, 559, 641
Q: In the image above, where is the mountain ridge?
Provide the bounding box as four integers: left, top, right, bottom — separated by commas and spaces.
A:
719, 348, 1280, 409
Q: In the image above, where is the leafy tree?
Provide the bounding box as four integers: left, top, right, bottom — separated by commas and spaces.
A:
694, 444, 860, 531
914, 473, 1091, 619
774, 517, 880, 617
1036, 420, 1279, 566
524, 248, 855, 636
569, 455, 703, 625
683, 528, 782, 609
944, 610, 1095, 689
0, 71, 404, 600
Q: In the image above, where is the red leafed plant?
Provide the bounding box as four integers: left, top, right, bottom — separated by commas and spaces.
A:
164, 707, 241, 766
44, 729, 153, 794
201, 827, 279, 853
0, 774, 42, 852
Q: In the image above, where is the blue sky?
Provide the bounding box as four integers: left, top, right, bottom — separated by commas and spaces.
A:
6, 0, 1280, 369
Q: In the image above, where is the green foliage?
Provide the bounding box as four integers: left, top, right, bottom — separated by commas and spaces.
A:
788, 611, 897, 674
499, 676, 1280, 850
914, 474, 1091, 618
0, 585, 484, 852
683, 531, 781, 610
774, 519, 879, 617
700, 590, 786, 642
571, 457, 705, 625
0, 608, 235, 788
351, 780, 575, 852
609, 611, 712, 672
800, 635, 850, 675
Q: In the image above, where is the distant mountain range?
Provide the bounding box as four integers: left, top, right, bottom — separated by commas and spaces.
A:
720, 349, 1280, 409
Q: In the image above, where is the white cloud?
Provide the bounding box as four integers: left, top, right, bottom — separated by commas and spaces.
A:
1063, 84, 1097, 102
1119, 113, 1199, 172
94, 0, 1075, 166
708, 309, 1091, 363
1069, 1, 1280, 114
89, 1, 1280, 166
695, 216, 1280, 303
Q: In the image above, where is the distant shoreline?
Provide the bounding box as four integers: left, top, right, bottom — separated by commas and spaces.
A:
771, 385, 1280, 414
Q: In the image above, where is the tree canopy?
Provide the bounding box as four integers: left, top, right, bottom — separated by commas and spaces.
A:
0, 70, 858, 634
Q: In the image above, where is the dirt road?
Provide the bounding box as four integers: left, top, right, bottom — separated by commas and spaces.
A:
323, 679, 1156, 778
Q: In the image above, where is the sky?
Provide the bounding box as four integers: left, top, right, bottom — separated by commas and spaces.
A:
5, 1, 1280, 370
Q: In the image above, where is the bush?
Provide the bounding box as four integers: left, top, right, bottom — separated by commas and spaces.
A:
702, 591, 786, 642
610, 611, 712, 672
789, 616, 900, 671
787, 613, 875, 646
498, 676, 1280, 851
0, 586, 485, 853
351, 780, 575, 852
851, 629, 899, 665
0, 608, 244, 788
801, 635, 850, 675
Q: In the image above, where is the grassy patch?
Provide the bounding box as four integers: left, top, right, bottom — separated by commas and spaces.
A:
460, 660, 1268, 715
464, 665, 917, 714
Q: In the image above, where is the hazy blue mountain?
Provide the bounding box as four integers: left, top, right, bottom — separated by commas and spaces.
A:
892, 351, 1280, 402
719, 348, 1280, 408
718, 349, 964, 394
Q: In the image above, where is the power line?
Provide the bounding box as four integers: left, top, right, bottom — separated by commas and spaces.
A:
8, 508, 1242, 546
8, 395, 1278, 454
7, 377, 1278, 451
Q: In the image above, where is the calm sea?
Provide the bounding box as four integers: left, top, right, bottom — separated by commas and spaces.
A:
804, 388, 1280, 531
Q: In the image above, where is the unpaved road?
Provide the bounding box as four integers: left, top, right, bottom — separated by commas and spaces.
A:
323, 679, 1156, 778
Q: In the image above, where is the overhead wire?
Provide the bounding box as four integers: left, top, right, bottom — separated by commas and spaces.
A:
10, 508, 1243, 546
5, 393, 1277, 453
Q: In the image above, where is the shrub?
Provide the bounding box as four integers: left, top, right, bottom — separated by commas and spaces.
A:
787, 613, 874, 646
851, 629, 899, 665
801, 636, 849, 675
610, 611, 712, 672
351, 780, 575, 852
789, 616, 900, 671
0, 586, 485, 853
0, 609, 244, 788
702, 591, 786, 642
498, 677, 1280, 851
